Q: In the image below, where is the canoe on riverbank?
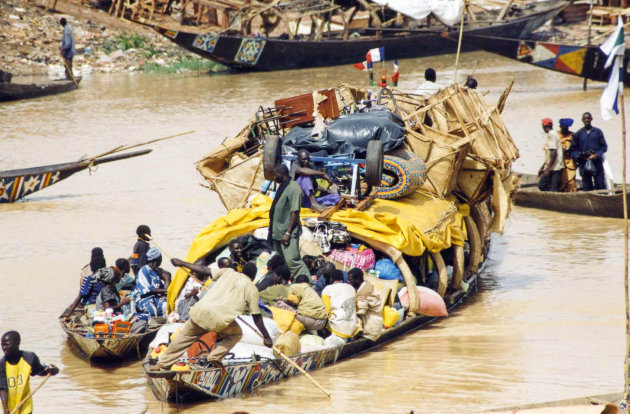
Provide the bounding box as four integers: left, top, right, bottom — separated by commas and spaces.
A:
0, 77, 81, 102
515, 172, 630, 218
0, 149, 151, 203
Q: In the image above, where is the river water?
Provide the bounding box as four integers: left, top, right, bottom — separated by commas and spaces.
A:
0, 51, 627, 413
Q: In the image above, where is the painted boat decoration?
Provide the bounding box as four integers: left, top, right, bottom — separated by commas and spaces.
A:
0, 77, 82, 102
516, 172, 630, 218
456, 33, 630, 82
0, 149, 151, 203
154, 1, 566, 71
60, 303, 164, 362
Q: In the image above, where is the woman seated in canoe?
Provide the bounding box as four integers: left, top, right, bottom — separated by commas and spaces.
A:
95, 259, 132, 313
131, 247, 168, 317
290, 149, 340, 212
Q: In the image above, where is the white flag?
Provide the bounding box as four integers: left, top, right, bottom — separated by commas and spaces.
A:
600, 17, 625, 68
599, 17, 625, 121
600, 58, 620, 121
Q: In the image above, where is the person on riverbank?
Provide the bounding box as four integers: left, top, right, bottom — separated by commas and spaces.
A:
268, 164, 310, 279
570, 112, 608, 191
131, 225, 151, 276
59, 18, 75, 81
275, 274, 328, 330
152, 262, 272, 370
290, 149, 340, 211
132, 247, 168, 317
538, 118, 564, 192
558, 118, 577, 192
0, 331, 59, 414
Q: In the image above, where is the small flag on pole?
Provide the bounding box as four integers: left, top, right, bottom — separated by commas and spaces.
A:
366, 47, 385, 63
600, 17, 625, 121
391, 59, 399, 86
353, 61, 369, 71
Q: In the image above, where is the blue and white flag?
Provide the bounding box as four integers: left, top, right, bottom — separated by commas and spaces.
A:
600, 17, 625, 121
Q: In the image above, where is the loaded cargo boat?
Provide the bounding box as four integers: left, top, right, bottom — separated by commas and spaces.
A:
150, 0, 567, 71
145, 81, 519, 401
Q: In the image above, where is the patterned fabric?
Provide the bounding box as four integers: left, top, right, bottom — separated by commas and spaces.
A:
96, 285, 121, 310
132, 265, 166, 316
234, 38, 266, 65
329, 246, 376, 271
95, 267, 116, 284
134, 265, 163, 296
79, 274, 103, 305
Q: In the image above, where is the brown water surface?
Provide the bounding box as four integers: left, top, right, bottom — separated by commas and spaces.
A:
0, 51, 627, 413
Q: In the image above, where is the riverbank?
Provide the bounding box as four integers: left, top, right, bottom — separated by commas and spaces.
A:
0, 0, 225, 76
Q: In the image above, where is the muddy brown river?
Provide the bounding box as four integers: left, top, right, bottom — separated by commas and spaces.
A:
0, 51, 627, 413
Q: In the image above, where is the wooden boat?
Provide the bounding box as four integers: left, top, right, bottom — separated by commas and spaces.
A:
60, 303, 164, 362
0, 149, 151, 203
455, 34, 630, 82
154, 1, 566, 71
515, 172, 630, 218
146, 273, 478, 401
0, 77, 81, 102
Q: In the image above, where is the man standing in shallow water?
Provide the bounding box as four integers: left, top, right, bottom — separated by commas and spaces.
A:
0, 331, 59, 414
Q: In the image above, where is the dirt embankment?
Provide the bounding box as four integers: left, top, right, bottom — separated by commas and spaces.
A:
0, 0, 211, 76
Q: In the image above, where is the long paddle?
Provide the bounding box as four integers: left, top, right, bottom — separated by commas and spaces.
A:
61, 58, 79, 88
236, 316, 332, 399
9, 374, 52, 414
144, 235, 204, 286
86, 130, 194, 162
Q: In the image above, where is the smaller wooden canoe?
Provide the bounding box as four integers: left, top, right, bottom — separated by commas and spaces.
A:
0, 149, 151, 203
60, 303, 164, 362
0, 77, 81, 102
515, 173, 630, 218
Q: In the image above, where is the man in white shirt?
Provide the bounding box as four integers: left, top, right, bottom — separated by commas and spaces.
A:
321, 270, 361, 346
538, 118, 564, 192
414, 68, 443, 96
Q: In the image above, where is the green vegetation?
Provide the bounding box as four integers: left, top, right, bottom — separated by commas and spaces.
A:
140, 58, 226, 74
102, 33, 147, 54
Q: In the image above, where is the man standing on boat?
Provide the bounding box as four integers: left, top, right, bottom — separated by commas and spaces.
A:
538, 118, 564, 192
570, 112, 608, 191
558, 118, 577, 192
151, 263, 272, 371
59, 18, 75, 81
268, 164, 311, 279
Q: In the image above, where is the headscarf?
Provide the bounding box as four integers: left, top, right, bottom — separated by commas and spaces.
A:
559, 118, 574, 127
541, 118, 553, 127
95, 267, 116, 284
146, 246, 162, 261
90, 247, 106, 273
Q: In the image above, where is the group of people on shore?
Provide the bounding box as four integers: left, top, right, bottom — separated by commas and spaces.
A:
539, 112, 610, 192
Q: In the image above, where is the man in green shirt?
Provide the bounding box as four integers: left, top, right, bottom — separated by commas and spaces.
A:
268, 164, 310, 278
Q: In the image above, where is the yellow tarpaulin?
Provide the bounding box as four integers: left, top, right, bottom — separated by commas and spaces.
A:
167, 192, 468, 312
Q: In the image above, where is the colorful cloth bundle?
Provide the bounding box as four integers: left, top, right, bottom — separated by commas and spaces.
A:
374, 151, 427, 199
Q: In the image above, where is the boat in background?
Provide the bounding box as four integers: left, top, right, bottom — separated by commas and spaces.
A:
0, 149, 151, 203
154, 1, 567, 71
515, 172, 630, 218
0, 77, 82, 102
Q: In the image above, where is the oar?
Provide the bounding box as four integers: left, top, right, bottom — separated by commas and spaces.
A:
87, 131, 194, 162
236, 316, 332, 399
144, 234, 204, 286
9, 374, 52, 414
61, 58, 79, 88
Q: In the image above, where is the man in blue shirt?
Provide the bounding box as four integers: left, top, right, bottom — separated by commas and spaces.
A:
569, 112, 608, 191
59, 18, 75, 81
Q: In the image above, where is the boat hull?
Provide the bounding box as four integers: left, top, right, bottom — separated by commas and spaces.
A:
155, 2, 566, 71
0, 78, 81, 102
146, 275, 477, 402
515, 173, 630, 218
63, 327, 158, 361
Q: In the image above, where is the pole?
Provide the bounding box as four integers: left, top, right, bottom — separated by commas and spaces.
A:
9, 374, 52, 414
583, 0, 593, 91
236, 316, 332, 399
621, 81, 630, 414
453, 0, 467, 85
144, 235, 203, 286
62, 58, 79, 88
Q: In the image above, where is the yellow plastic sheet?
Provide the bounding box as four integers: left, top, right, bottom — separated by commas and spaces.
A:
167, 192, 467, 312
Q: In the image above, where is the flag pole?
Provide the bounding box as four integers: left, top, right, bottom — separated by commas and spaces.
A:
583, 0, 593, 91
620, 51, 630, 411
453, 0, 467, 85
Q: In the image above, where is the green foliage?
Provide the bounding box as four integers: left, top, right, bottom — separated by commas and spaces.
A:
140, 58, 226, 74
102, 33, 147, 54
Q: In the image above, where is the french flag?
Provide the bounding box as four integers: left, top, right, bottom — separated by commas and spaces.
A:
353, 60, 373, 71
366, 47, 385, 63
391, 59, 399, 85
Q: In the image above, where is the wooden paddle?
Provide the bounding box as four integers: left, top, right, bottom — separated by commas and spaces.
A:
86, 130, 194, 162
61, 58, 79, 88
9, 374, 52, 414
236, 316, 332, 399
144, 235, 204, 286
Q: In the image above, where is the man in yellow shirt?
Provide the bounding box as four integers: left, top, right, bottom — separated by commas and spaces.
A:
276, 275, 328, 330
152, 263, 272, 370
1, 331, 59, 414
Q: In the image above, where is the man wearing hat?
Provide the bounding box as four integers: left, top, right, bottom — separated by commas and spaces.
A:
538, 118, 564, 192
132, 247, 168, 317
558, 118, 577, 192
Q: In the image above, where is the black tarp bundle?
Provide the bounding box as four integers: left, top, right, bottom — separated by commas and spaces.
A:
282, 110, 406, 157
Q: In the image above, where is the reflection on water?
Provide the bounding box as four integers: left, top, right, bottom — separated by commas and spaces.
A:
0, 51, 626, 413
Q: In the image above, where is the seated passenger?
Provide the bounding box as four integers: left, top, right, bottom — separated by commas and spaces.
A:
348, 268, 383, 341
290, 149, 341, 211
314, 262, 336, 296
80, 247, 106, 287
321, 270, 361, 344
132, 247, 168, 317
275, 274, 328, 330
170, 257, 212, 320
95, 264, 130, 312
228, 239, 247, 272
115, 258, 134, 291
256, 254, 285, 292
260, 265, 291, 306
